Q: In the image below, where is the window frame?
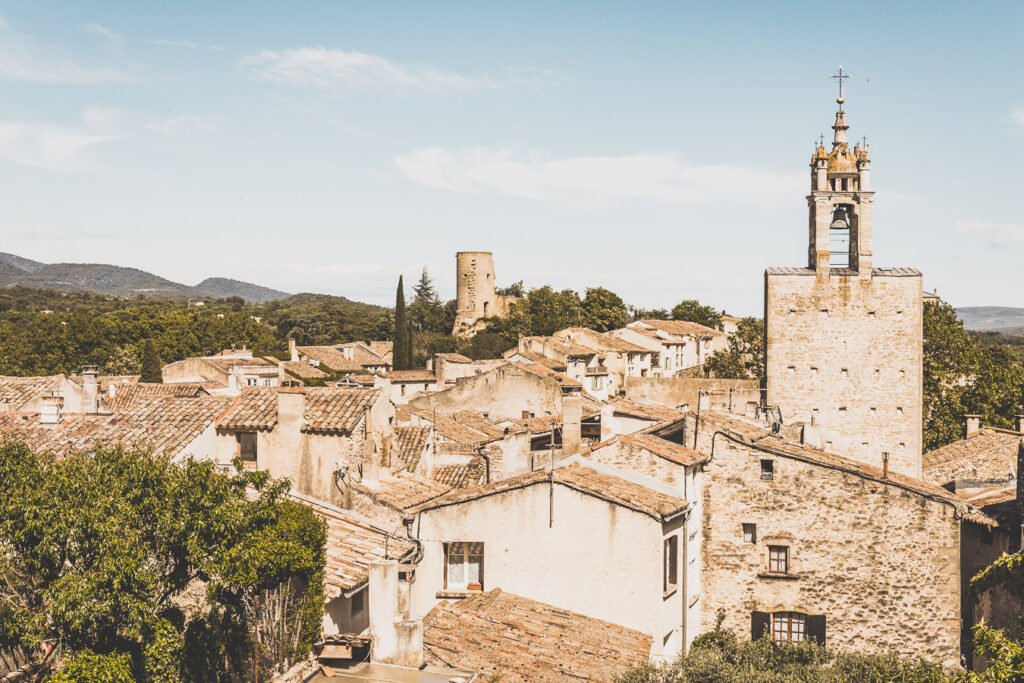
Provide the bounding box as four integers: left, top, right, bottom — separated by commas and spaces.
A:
772, 611, 806, 643
742, 523, 757, 544
444, 541, 484, 591
663, 535, 678, 593
768, 545, 789, 574
760, 459, 774, 481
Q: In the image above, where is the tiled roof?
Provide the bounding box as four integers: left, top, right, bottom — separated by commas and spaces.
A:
504, 415, 559, 434
353, 470, 452, 512
0, 375, 62, 410
393, 426, 432, 470
516, 362, 583, 388
280, 361, 329, 380
105, 382, 210, 411
217, 387, 380, 434
296, 346, 365, 373
287, 491, 414, 598
0, 395, 234, 459
429, 457, 486, 488
434, 353, 472, 363
521, 336, 598, 358
507, 350, 566, 371
922, 427, 1023, 485
364, 341, 393, 359
608, 397, 688, 424
335, 341, 392, 366
411, 461, 688, 521
555, 328, 652, 354
765, 266, 922, 277
422, 588, 651, 681
408, 408, 512, 445
201, 357, 276, 373
387, 370, 437, 383
639, 319, 723, 338
688, 411, 997, 526
583, 433, 706, 467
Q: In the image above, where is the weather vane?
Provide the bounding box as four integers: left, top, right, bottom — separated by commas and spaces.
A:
829, 66, 850, 109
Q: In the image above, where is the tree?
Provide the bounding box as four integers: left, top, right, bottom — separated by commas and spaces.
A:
671, 299, 723, 330
141, 338, 163, 383
704, 317, 765, 381
580, 287, 630, 332
393, 276, 409, 371
495, 281, 525, 298
410, 267, 445, 334
0, 442, 325, 681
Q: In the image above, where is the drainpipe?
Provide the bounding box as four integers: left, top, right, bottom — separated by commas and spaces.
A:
475, 445, 491, 484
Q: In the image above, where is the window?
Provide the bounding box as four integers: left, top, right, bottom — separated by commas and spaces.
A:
246, 377, 258, 386
838, 407, 847, 417
742, 523, 757, 544
768, 546, 789, 574
444, 542, 483, 591
351, 589, 364, 615
840, 368, 848, 377
772, 612, 806, 642
591, 376, 602, 391
760, 459, 774, 481
236, 432, 257, 467
663, 536, 678, 592
896, 407, 904, 416
400, 384, 406, 396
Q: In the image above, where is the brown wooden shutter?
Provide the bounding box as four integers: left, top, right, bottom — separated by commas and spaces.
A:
751, 611, 770, 640
806, 614, 826, 645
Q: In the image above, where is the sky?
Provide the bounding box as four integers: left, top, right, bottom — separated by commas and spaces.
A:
1, 1, 1022, 316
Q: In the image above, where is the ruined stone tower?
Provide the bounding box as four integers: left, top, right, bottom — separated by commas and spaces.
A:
764, 81, 923, 477
452, 252, 516, 337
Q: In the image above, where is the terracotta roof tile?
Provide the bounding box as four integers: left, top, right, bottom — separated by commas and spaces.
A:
287, 492, 414, 598
393, 426, 431, 470
217, 387, 278, 431
411, 461, 688, 521
422, 588, 651, 681
434, 353, 472, 363
429, 457, 486, 488
387, 370, 437, 383
639, 319, 724, 338
0, 375, 62, 411
217, 387, 380, 434
555, 328, 653, 354
296, 346, 365, 373
583, 433, 706, 467
922, 427, 1024, 485
105, 382, 210, 411
280, 361, 329, 380
353, 470, 452, 512
608, 397, 688, 424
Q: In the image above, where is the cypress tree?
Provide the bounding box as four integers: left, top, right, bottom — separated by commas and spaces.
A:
393, 276, 408, 371
140, 339, 163, 383
406, 319, 414, 369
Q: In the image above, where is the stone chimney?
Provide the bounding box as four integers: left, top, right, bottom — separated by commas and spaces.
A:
965, 415, 982, 437
288, 338, 298, 362
277, 387, 305, 426
369, 560, 423, 668
1015, 415, 1024, 434
81, 366, 99, 414
108, 381, 118, 399
698, 391, 711, 411
800, 421, 822, 450
39, 392, 63, 426
561, 395, 582, 457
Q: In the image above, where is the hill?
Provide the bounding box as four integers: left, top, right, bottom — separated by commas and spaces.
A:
0, 263, 202, 298
195, 277, 289, 303
0, 252, 44, 272
0, 261, 28, 280
957, 306, 1024, 332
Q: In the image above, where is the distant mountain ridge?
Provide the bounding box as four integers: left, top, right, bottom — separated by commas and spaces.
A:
957, 306, 1024, 333
0, 253, 291, 302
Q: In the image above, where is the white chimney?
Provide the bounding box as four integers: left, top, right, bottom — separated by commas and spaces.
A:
369, 560, 423, 667
288, 338, 298, 362
965, 415, 982, 437
561, 395, 583, 457
1015, 415, 1024, 434
81, 366, 99, 414
40, 392, 63, 426
108, 381, 117, 399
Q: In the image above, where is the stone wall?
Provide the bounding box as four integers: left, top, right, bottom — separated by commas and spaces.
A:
408, 364, 563, 422
625, 377, 760, 414
690, 416, 961, 665
765, 271, 923, 476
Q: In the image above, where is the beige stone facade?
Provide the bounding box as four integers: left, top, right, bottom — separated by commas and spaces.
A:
452, 251, 517, 337
765, 97, 923, 477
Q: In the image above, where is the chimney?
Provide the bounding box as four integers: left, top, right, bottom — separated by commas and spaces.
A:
369, 560, 423, 667
39, 392, 63, 426
965, 415, 982, 437
277, 387, 305, 426
1015, 415, 1024, 434
882, 452, 889, 478
108, 381, 117, 399
698, 391, 711, 411
745, 401, 758, 419
288, 338, 298, 362
800, 421, 821, 450
81, 366, 99, 414
561, 395, 583, 457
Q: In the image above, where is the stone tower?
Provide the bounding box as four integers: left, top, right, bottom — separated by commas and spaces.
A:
452, 252, 517, 337
764, 83, 923, 477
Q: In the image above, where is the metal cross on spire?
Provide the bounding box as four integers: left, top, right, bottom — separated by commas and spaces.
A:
829, 66, 850, 107
818, 133, 825, 147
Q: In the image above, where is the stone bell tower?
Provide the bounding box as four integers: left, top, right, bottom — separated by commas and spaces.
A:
765, 68, 924, 478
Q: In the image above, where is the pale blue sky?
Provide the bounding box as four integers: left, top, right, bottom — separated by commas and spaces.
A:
1, 1, 1021, 314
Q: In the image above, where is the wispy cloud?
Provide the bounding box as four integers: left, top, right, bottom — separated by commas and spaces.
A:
0, 121, 115, 172
239, 47, 492, 93
83, 22, 122, 49
956, 220, 1024, 247
395, 147, 802, 208
0, 16, 132, 83
1012, 107, 1024, 131
149, 38, 200, 49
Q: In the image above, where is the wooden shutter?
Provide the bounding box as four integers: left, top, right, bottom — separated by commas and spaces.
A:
751, 611, 770, 640
806, 614, 826, 645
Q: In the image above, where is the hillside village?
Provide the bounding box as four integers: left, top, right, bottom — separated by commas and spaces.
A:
2, 94, 1023, 682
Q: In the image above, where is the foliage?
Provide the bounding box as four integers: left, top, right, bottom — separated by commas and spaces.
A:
485, 285, 634, 347
615, 629, 954, 682
47, 650, 135, 683
922, 301, 1024, 451
630, 306, 671, 321
967, 622, 1024, 682
671, 299, 723, 331
393, 276, 410, 371
580, 287, 630, 332
495, 280, 525, 298
0, 442, 325, 681
410, 267, 447, 334
704, 317, 765, 381
141, 338, 163, 383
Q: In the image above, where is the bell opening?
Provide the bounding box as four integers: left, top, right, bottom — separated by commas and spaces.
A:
829, 205, 852, 268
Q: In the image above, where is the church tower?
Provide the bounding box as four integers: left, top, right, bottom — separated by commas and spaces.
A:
764, 68, 924, 477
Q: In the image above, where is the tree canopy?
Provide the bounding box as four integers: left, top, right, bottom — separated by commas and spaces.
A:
0, 442, 325, 681
671, 299, 723, 331
704, 317, 765, 382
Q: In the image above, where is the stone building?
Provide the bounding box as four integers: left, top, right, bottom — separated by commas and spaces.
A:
451, 251, 518, 337
765, 92, 923, 477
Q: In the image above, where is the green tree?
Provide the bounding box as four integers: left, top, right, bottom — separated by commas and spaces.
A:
141, 338, 163, 383
580, 287, 630, 332
524, 286, 582, 336
0, 442, 325, 681
393, 276, 409, 371
410, 267, 445, 333
671, 299, 723, 330
495, 281, 525, 298
704, 317, 765, 381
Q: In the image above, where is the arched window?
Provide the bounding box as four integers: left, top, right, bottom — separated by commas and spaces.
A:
828, 204, 851, 268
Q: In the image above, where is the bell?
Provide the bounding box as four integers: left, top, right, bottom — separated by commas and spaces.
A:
830, 206, 849, 229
